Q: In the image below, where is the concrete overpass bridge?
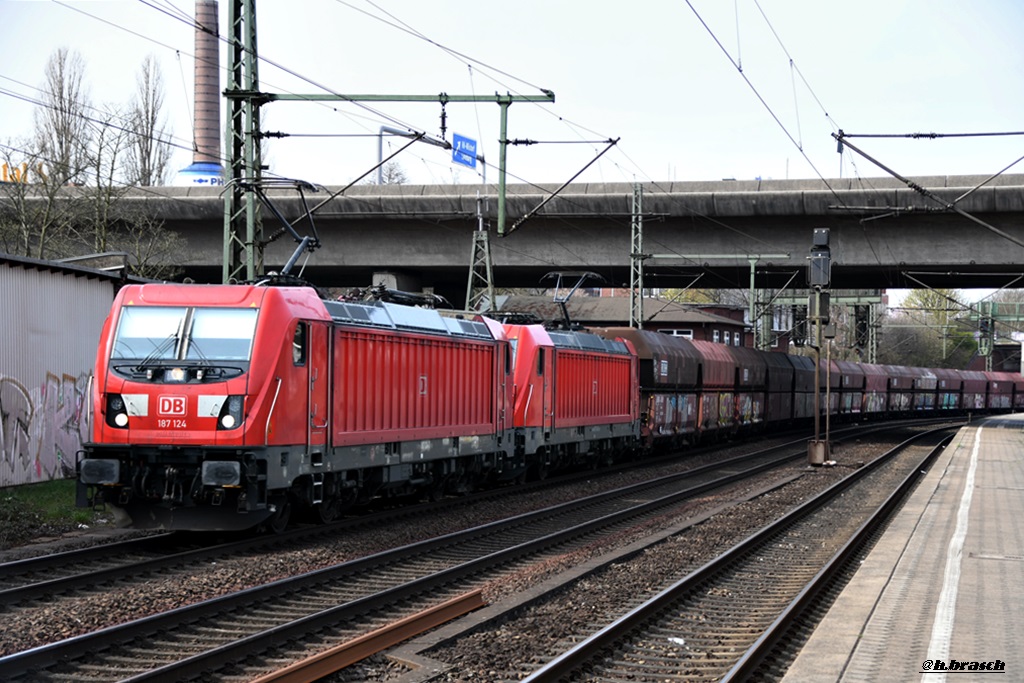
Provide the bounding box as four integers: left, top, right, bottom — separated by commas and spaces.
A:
133, 174, 1024, 304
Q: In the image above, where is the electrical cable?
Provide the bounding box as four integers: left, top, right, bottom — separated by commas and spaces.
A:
0, 82, 195, 161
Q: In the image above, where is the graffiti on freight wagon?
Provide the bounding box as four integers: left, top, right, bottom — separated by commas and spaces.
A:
0, 373, 89, 487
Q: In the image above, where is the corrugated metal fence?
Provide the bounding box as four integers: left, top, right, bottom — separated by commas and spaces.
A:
1, 255, 120, 487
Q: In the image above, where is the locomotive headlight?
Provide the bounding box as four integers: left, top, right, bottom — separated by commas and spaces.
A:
217, 395, 244, 430
105, 394, 129, 429
164, 367, 188, 383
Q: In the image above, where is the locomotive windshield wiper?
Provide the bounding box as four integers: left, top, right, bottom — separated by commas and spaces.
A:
135, 333, 179, 371
185, 338, 214, 369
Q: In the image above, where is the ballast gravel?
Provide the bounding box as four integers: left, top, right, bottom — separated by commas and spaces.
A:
0, 430, 907, 675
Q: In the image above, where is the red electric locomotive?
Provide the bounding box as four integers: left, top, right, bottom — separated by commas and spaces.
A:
77, 283, 516, 531
503, 324, 639, 476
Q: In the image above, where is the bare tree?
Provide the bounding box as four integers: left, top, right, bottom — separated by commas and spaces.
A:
3, 48, 98, 259
125, 55, 172, 186
989, 289, 1024, 306
75, 101, 185, 278
380, 161, 408, 185
33, 48, 92, 186
0, 142, 80, 259
79, 102, 133, 253
112, 207, 185, 281
657, 287, 724, 305
363, 160, 409, 185
1, 48, 185, 277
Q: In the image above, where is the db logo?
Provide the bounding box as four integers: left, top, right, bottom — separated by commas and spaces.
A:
158, 395, 187, 416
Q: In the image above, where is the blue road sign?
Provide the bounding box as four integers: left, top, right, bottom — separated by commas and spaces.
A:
452, 134, 477, 169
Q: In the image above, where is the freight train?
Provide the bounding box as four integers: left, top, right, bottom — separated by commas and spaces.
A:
76, 282, 1024, 532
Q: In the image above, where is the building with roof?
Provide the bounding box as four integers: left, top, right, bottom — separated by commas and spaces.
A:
0, 253, 137, 486
495, 294, 792, 350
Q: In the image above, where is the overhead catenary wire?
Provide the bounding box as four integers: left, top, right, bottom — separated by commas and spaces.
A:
139, 0, 197, 26
899, 273, 1024, 338
35, 0, 633, 200
109, 0, 446, 169
688, 0, 934, 290
684, 0, 848, 212
835, 133, 1024, 252
0, 80, 195, 161
26, 0, 437, 184
0, 139, 218, 212
337, 0, 551, 96
173, 51, 195, 148
2, 4, 831, 294
7, 0, 912, 295
0, 2, 942, 309
753, 0, 840, 134
839, 130, 1024, 139
335, 1, 634, 185
757, 2, 1024, 285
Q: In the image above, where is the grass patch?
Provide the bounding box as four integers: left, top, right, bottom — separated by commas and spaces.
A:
0, 479, 103, 550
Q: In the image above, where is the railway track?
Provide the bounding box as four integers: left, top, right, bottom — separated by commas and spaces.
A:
0, 436, 817, 682
0, 428, 823, 610
518, 425, 954, 682
0, 421, 936, 612
0, 459, 659, 608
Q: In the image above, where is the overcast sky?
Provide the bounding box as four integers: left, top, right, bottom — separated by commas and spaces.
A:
3, 0, 1024, 190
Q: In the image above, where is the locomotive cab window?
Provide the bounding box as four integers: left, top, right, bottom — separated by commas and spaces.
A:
293, 322, 307, 365
188, 309, 258, 360
112, 306, 258, 362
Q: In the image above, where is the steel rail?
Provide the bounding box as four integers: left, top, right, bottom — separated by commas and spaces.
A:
521, 425, 956, 681
0, 443, 710, 605
721, 431, 954, 681
0, 438, 815, 681
0, 533, 173, 581
248, 590, 485, 683
94, 448, 808, 682
0, 418, 941, 606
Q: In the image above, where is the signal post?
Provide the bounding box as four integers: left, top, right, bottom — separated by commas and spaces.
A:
808, 228, 832, 466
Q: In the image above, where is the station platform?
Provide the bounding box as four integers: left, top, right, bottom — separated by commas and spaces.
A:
782, 414, 1022, 682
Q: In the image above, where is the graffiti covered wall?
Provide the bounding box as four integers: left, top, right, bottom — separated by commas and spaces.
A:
1, 255, 117, 487
0, 372, 90, 486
